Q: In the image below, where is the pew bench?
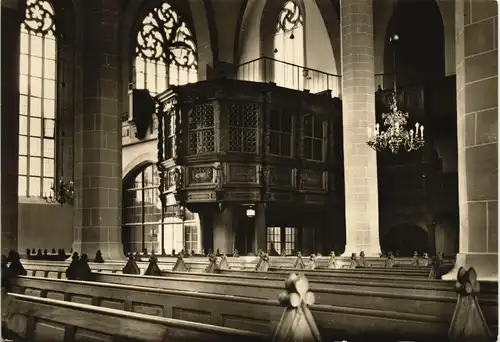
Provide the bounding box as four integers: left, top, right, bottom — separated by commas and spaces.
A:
74, 271, 497, 334
6, 275, 468, 341
2, 292, 268, 342
21, 259, 442, 282
161, 269, 498, 299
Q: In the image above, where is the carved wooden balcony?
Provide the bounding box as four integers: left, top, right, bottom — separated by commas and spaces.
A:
154, 78, 342, 213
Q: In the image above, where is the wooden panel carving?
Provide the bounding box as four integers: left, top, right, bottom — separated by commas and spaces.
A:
303, 194, 327, 204
226, 164, 258, 184
299, 170, 327, 191
185, 191, 216, 202
224, 191, 260, 201
269, 192, 293, 202
269, 167, 294, 187
188, 166, 214, 185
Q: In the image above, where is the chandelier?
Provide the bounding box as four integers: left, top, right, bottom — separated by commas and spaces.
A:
366, 92, 425, 154
44, 177, 74, 207
366, 32, 425, 154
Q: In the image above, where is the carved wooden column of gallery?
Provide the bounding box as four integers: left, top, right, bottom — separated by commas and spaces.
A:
72, 0, 124, 259
1, 0, 26, 254
442, 0, 498, 280
340, 0, 381, 256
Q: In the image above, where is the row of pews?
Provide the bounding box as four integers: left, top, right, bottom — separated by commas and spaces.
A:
2, 251, 497, 342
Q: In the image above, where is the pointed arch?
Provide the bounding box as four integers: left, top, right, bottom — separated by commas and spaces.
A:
273, 0, 305, 89
133, 1, 198, 95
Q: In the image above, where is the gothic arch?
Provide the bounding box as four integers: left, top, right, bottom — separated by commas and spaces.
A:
237, 0, 339, 75
123, 151, 158, 180
383, 0, 446, 88
381, 222, 429, 256
118, 0, 214, 113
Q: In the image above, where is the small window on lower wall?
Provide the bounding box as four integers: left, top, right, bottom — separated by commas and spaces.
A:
266, 226, 296, 255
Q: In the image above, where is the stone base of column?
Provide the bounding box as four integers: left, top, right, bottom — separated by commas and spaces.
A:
72, 241, 126, 261
441, 253, 498, 282
341, 244, 382, 258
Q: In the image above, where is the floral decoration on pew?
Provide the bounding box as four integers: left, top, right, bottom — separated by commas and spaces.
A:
326, 251, 337, 269
348, 253, 358, 268
205, 253, 219, 273
293, 252, 305, 269
307, 254, 317, 270
273, 273, 322, 342
357, 251, 369, 267
219, 254, 230, 270
256, 253, 270, 272
448, 267, 494, 342
384, 251, 396, 268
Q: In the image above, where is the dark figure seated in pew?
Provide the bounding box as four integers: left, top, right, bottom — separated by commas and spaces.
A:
268, 243, 279, 256
66, 253, 93, 281
26, 247, 70, 261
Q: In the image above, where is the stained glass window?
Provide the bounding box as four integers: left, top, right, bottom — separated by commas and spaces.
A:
19, 0, 57, 198
134, 2, 198, 96
274, 1, 304, 89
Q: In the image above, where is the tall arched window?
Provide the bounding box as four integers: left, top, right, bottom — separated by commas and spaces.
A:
18, 0, 57, 197
134, 1, 198, 96
274, 1, 304, 89
122, 163, 201, 255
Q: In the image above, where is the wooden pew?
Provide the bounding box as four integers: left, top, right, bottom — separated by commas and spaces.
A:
1, 292, 268, 342
21, 257, 439, 281
79, 272, 498, 330
2, 276, 463, 341
8, 268, 495, 341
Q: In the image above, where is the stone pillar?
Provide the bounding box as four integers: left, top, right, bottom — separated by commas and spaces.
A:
340, 0, 381, 257
213, 206, 234, 254
253, 203, 266, 254
1, 0, 25, 255
442, 0, 498, 281
72, 0, 124, 260
426, 221, 437, 256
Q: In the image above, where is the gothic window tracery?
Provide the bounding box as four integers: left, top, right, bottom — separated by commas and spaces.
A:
18, 0, 57, 198
274, 1, 304, 89
134, 2, 198, 96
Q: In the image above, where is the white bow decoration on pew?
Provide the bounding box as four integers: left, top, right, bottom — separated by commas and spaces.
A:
272, 273, 322, 342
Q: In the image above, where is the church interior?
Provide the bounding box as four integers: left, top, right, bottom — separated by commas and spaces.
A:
1, 0, 498, 341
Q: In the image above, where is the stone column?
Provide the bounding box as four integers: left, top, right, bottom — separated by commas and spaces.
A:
340, 0, 381, 257
72, 0, 124, 260
253, 203, 266, 254
1, 0, 25, 255
213, 206, 234, 254
442, 0, 497, 281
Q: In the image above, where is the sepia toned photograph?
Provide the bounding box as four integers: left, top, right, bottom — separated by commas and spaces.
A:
0, 0, 498, 341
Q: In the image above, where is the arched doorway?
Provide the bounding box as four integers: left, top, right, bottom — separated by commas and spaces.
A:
381, 224, 428, 257
384, 0, 445, 87
122, 163, 201, 255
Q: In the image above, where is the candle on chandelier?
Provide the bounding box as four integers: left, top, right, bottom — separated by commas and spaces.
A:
420, 125, 424, 138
